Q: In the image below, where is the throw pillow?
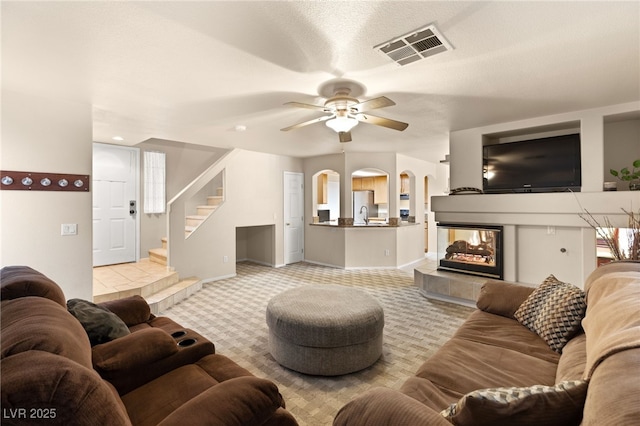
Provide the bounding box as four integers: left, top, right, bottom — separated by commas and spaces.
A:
440, 380, 588, 426
67, 298, 130, 346
513, 275, 586, 352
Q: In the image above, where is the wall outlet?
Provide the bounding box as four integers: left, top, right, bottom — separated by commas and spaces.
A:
547, 226, 556, 235
223, 255, 228, 263
61, 223, 77, 236
384, 249, 390, 256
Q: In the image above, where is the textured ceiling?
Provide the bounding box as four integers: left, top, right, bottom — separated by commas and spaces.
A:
2, 1, 639, 162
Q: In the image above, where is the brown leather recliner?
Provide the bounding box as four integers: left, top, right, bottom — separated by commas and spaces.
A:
1, 265, 297, 426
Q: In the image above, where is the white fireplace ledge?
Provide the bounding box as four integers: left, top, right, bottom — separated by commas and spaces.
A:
432, 191, 640, 228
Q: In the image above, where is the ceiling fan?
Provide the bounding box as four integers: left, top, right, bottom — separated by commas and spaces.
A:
280, 81, 408, 143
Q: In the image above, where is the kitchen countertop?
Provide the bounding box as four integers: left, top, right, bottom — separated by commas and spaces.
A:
310, 221, 421, 228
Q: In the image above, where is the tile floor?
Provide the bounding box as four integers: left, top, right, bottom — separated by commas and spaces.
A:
92, 259, 176, 302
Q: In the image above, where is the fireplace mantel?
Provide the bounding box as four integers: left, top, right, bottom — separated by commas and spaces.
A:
432, 191, 640, 228
431, 191, 640, 288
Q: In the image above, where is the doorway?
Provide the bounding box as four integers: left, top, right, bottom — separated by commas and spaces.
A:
92, 143, 139, 266
284, 172, 304, 264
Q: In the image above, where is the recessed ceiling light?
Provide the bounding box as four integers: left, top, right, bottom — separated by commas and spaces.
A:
234, 125, 247, 132
112, 136, 124, 141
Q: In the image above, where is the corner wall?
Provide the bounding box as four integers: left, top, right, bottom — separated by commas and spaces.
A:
1, 91, 93, 299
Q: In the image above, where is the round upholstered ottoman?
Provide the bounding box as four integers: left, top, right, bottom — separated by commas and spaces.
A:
266, 284, 384, 376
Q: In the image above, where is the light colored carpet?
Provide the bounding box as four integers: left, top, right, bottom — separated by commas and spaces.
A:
161, 261, 474, 426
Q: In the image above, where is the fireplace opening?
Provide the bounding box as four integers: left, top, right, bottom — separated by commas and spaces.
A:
437, 223, 503, 279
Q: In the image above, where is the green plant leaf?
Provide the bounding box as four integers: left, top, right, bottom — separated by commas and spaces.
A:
611, 169, 619, 177
634, 159, 640, 168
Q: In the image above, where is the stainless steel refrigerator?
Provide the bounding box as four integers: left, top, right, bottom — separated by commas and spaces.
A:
353, 191, 378, 224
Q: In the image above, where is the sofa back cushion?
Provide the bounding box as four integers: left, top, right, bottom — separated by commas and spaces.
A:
555, 333, 586, 383
476, 280, 535, 319
1, 351, 131, 426
581, 261, 640, 425
582, 349, 639, 426
0, 265, 66, 306
1, 297, 92, 368
99, 295, 152, 326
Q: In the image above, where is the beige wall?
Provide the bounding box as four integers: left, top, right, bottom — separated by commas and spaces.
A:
1, 91, 93, 299
168, 149, 303, 279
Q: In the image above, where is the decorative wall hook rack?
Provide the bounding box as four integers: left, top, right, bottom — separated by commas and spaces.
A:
0, 171, 90, 192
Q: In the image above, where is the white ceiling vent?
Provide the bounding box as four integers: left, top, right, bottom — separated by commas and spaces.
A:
375, 24, 453, 66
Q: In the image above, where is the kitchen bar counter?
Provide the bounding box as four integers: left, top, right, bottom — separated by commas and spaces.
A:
306, 221, 425, 268
310, 222, 421, 228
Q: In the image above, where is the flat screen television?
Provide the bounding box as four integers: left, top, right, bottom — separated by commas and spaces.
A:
483, 133, 581, 193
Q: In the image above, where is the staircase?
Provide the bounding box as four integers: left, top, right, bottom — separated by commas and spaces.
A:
186, 190, 224, 238
149, 186, 224, 266
138, 186, 224, 313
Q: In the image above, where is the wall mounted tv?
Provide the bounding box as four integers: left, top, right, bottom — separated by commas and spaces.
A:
483, 133, 582, 193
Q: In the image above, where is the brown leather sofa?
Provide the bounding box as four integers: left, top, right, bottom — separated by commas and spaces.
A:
1, 265, 298, 426
334, 261, 640, 426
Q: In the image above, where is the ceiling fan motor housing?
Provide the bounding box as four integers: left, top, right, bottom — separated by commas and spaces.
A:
325, 90, 359, 113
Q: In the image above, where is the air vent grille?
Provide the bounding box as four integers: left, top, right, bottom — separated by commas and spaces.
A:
374, 24, 453, 66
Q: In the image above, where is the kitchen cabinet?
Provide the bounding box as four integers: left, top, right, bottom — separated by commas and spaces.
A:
361, 177, 375, 190
317, 173, 328, 204
373, 175, 388, 204
352, 177, 375, 191
400, 173, 410, 194
352, 177, 362, 191
354, 176, 388, 204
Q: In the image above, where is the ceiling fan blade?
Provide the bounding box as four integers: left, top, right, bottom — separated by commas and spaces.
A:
280, 114, 332, 131
284, 101, 329, 112
351, 96, 396, 113
338, 131, 352, 143
355, 113, 408, 131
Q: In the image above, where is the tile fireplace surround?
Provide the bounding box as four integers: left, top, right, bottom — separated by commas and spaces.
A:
430, 191, 640, 290
414, 267, 490, 307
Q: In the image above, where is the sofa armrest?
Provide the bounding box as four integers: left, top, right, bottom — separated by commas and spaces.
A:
94, 328, 215, 394
157, 376, 291, 426
476, 280, 535, 319
334, 387, 451, 426
98, 295, 151, 326
92, 327, 178, 371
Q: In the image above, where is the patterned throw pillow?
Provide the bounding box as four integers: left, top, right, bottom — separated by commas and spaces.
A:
440, 380, 588, 426
513, 275, 586, 352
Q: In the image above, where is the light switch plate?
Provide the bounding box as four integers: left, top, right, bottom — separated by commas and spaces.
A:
61, 223, 77, 236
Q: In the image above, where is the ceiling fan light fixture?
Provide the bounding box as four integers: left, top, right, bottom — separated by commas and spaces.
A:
326, 116, 358, 133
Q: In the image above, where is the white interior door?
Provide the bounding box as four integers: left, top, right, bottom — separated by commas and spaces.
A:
284, 172, 304, 264
93, 143, 138, 266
